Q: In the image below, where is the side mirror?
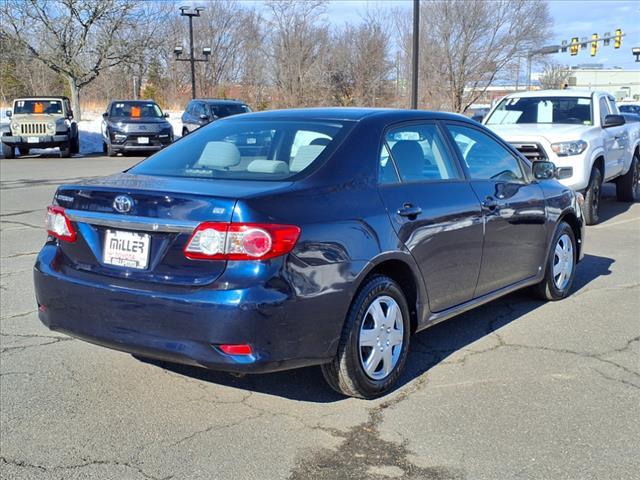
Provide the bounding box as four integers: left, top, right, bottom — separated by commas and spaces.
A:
199, 114, 210, 121
471, 114, 485, 123
67, 110, 74, 119
102, 112, 108, 118
164, 112, 170, 118
603, 114, 625, 128
532, 161, 573, 180
5, 110, 12, 118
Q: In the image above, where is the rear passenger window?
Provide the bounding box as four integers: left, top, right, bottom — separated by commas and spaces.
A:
382, 123, 460, 182
447, 124, 524, 182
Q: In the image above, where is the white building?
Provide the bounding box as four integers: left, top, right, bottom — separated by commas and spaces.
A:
564, 68, 640, 101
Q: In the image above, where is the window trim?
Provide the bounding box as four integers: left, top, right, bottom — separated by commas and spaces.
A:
441, 120, 531, 184
377, 119, 466, 185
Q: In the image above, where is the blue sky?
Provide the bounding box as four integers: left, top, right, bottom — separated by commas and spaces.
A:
293, 0, 640, 70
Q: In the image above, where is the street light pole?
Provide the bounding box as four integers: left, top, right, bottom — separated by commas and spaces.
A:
175, 6, 210, 99
410, 0, 419, 109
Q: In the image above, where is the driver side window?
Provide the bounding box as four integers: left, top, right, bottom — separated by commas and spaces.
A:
447, 124, 524, 182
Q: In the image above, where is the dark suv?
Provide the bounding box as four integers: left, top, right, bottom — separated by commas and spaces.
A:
181, 99, 250, 136
101, 100, 173, 156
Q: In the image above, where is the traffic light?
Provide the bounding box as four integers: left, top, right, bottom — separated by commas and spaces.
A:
614, 29, 622, 49
570, 37, 579, 56
591, 34, 599, 56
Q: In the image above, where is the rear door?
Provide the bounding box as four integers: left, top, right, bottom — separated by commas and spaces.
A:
443, 122, 548, 297
377, 121, 484, 313
599, 95, 625, 179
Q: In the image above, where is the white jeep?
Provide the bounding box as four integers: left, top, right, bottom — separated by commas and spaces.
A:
484, 90, 640, 224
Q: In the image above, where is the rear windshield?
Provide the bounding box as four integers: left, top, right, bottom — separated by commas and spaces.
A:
13, 100, 62, 115
211, 104, 251, 118
486, 96, 593, 125
110, 101, 163, 119
130, 119, 350, 181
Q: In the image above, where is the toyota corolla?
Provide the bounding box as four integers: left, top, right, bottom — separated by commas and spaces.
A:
34, 108, 584, 398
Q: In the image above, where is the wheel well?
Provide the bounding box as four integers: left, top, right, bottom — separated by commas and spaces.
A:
362, 260, 419, 334
560, 212, 582, 259
593, 156, 604, 177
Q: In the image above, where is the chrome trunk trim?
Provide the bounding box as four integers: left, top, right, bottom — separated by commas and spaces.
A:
65, 209, 198, 234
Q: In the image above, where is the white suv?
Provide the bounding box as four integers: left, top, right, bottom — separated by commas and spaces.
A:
484, 90, 640, 224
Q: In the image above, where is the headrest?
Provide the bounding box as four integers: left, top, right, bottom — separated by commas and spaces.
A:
290, 144, 325, 173
310, 137, 331, 146
247, 160, 289, 174
197, 141, 241, 169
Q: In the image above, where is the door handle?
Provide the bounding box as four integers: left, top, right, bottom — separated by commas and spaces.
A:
481, 196, 498, 211
398, 203, 422, 218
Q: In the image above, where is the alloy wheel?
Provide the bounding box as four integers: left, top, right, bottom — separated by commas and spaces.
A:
359, 295, 404, 380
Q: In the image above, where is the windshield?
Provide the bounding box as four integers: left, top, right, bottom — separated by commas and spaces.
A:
486, 96, 593, 126
109, 101, 163, 119
211, 104, 251, 118
130, 119, 350, 181
13, 100, 62, 115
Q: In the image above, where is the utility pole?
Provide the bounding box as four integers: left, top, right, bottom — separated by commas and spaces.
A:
526, 45, 561, 91
410, 0, 419, 109
174, 6, 211, 99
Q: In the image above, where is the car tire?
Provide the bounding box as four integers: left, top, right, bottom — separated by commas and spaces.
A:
71, 135, 80, 154
102, 141, 108, 154
2, 142, 15, 159
107, 141, 118, 157
532, 221, 577, 301
321, 275, 411, 399
583, 167, 602, 225
615, 152, 639, 203
182, 127, 189, 137
59, 141, 72, 158
19, 147, 30, 156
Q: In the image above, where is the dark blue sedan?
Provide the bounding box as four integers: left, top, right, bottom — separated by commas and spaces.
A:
34, 108, 584, 398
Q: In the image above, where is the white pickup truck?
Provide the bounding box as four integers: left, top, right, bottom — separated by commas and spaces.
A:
483, 90, 640, 224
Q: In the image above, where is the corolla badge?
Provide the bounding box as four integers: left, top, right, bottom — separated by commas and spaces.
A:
113, 195, 133, 213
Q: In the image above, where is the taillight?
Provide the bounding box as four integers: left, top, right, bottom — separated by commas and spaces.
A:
45, 206, 76, 242
184, 223, 300, 261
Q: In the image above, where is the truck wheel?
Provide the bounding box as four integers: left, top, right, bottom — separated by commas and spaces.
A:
19, 147, 30, 156
59, 141, 72, 158
2, 142, 15, 159
616, 153, 639, 203
583, 167, 602, 225
71, 135, 80, 154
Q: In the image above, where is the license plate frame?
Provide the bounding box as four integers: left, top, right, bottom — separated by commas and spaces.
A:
27, 136, 39, 143
137, 136, 150, 145
103, 229, 151, 270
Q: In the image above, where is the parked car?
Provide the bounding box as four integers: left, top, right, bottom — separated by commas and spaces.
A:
101, 100, 173, 156
34, 108, 584, 398
483, 90, 640, 225
1, 96, 79, 158
181, 99, 251, 136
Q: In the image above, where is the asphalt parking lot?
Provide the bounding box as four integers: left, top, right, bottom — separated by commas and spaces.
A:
1, 154, 639, 480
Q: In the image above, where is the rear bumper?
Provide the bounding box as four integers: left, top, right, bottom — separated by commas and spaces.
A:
34, 244, 353, 373
2, 134, 69, 148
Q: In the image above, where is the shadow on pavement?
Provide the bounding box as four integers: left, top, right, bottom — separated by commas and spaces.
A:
138, 252, 614, 403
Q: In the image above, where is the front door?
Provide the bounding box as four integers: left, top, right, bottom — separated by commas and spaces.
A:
377, 122, 484, 313
444, 122, 548, 297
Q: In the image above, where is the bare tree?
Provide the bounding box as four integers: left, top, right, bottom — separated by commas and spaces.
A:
394, 0, 550, 112
1, 0, 151, 119
265, 0, 330, 107
538, 62, 570, 89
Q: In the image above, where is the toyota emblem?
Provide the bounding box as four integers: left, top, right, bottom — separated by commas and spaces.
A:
113, 195, 133, 213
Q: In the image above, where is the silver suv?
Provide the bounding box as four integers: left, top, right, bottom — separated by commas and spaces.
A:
2, 97, 79, 158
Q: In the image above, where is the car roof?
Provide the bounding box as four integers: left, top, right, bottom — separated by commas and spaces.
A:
195, 98, 247, 105
502, 89, 608, 99
225, 107, 469, 123
13, 96, 69, 101
109, 99, 159, 104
